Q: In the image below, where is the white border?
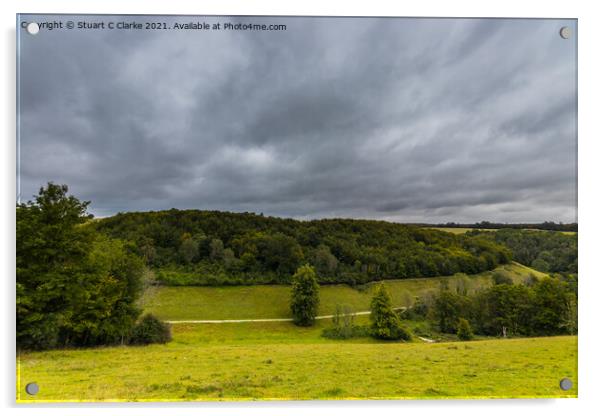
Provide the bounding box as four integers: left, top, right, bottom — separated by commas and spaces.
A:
2, 1, 601, 415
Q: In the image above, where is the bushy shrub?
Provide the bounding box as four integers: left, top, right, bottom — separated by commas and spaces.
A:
129, 314, 172, 345
321, 305, 369, 339
457, 318, 474, 340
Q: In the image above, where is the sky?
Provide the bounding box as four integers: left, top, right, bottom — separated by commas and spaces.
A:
18, 16, 577, 223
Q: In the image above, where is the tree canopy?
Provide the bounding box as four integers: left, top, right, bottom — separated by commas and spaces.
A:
94, 209, 513, 286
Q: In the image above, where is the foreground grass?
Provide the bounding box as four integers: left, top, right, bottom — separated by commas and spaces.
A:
143, 263, 547, 320
18, 333, 577, 401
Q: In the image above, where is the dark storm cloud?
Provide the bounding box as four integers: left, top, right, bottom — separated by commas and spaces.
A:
18, 16, 577, 222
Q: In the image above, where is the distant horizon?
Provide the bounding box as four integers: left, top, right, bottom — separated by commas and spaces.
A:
86, 205, 577, 226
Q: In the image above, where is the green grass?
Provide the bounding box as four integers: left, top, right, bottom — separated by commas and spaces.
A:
18, 333, 577, 401
143, 263, 547, 321
428, 227, 576, 235
428, 227, 498, 234
17, 262, 571, 402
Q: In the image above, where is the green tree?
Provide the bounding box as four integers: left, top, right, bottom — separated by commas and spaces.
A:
457, 318, 474, 340
290, 264, 320, 326
17, 183, 94, 349
210, 238, 224, 260
433, 290, 471, 333
313, 244, 338, 277
17, 183, 145, 349
179, 235, 199, 264
531, 277, 572, 335
370, 283, 411, 340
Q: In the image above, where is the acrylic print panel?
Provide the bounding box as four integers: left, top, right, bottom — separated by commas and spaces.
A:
16, 14, 577, 402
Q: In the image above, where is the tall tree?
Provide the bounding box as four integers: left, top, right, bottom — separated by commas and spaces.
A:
17, 183, 145, 349
370, 283, 411, 340
290, 264, 320, 326
17, 183, 94, 349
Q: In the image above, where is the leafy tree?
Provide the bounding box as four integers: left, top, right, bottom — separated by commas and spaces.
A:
530, 277, 573, 335
474, 284, 533, 336
17, 183, 94, 349
290, 264, 320, 326
432, 290, 471, 333
210, 238, 224, 260
17, 183, 145, 349
179, 235, 199, 264
370, 283, 411, 340
313, 244, 338, 277
457, 318, 474, 340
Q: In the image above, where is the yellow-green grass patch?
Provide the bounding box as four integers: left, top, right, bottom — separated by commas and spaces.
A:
142, 263, 545, 321
18, 335, 577, 401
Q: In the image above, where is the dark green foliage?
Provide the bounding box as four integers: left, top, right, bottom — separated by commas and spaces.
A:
432, 290, 472, 333
94, 210, 512, 286
17, 183, 144, 350
321, 305, 369, 339
456, 318, 474, 340
431, 277, 576, 337
129, 314, 172, 345
472, 229, 577, 274
370, 284, 412, 341
290, 265, 320, 326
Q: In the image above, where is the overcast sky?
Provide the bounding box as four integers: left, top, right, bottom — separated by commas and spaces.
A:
18, 16, 577, 223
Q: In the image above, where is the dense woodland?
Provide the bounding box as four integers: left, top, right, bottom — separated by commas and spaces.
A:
94, 210, 513, 286
425, 274, 578, 337
469, 229, 577, 275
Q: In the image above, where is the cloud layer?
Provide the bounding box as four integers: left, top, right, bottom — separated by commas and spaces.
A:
18, 16, 577, 222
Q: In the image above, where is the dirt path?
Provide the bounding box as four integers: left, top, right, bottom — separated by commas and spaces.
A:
165, 310, 375, 324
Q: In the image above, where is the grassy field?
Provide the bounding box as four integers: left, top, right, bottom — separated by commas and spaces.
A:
428, 227, 576, 235
18, 332, 577, 401
143, 262, 547, 321
18, 262, 575, 402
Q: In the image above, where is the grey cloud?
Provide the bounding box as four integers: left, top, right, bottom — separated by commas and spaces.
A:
18, 16, 577, 223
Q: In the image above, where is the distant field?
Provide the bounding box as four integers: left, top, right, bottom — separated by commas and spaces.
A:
18, 334, 577, 401
143, 262, 547, 321
428, 227, 498, 234
428, 227, 576, 235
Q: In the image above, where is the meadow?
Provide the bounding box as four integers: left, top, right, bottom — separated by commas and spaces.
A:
143, 262, 545, 321
427, 227, 576, 236
17, 331, 577, 401
17, 262, 576, 402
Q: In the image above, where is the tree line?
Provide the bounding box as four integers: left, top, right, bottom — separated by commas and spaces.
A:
420, 274, 577, 338
94, 210, 513, 286
430, 221, 577, 232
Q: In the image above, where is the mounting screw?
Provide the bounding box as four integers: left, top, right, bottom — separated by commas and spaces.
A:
559, 26, 571, 39
559, 378, 573, 391
26, 22, 40, 35
25, 382, 39, 395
